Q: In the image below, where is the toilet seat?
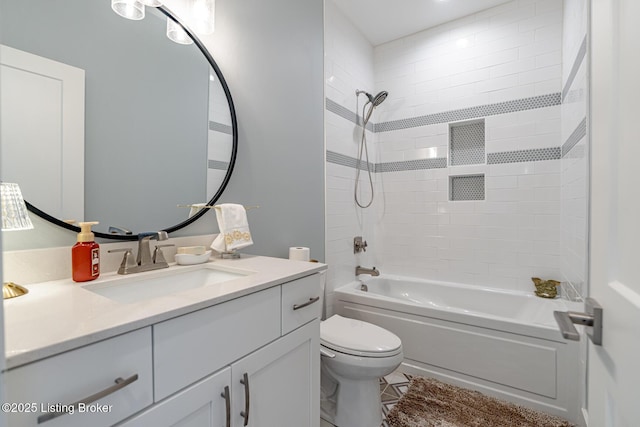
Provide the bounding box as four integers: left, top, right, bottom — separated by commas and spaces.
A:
321, 315, 402, 358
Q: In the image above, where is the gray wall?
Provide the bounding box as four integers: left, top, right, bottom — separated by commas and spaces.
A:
2, 0, 326, 261
194, 0, 326, 261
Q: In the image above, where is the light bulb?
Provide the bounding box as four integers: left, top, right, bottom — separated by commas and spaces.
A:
139, 0, 163, 6
111, 0, 145, 21
167, 18, 194, 45
190, 0, 215, 34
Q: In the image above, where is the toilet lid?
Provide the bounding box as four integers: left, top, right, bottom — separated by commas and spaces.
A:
320, 315, 402, 358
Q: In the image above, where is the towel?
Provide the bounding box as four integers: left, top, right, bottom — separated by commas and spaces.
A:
188, 203, 206, 218
210, 203, 253, 253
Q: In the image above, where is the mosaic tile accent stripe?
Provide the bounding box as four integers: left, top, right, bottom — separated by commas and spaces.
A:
328, 148, 557, 172
375, 93, 561, 133
208, 159, 230, 170
326, 150, 374, 171
450, 175, 485, 201
326, 98, 375, 132
562, 35, 587, 102
377, 157, 447, 172
209, 121, 233, 134
450, 121, 485, 166
561, 117, 587, 158
487, 147, 561, 164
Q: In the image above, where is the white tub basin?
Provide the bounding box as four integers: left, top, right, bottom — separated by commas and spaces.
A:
83, 263, 254, 304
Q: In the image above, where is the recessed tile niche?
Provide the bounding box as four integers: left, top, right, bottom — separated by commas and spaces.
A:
449, 120, 485, 166
450, 174, 485, 201
449, 120, 485, 201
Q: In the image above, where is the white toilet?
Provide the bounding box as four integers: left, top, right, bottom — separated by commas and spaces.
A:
320, 314, 403, 427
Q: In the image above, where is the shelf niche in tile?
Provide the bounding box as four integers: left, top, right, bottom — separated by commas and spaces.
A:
449, 119, 485, 166
450, 174, 485, 201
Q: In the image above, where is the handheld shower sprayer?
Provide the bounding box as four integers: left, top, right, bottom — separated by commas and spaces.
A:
356, 90, 389, 109
354, 89, 389, 208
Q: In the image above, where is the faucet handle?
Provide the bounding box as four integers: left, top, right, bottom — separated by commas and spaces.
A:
108, 248, 136, 275
354, 236, 368, 253
153, 244, 175, 265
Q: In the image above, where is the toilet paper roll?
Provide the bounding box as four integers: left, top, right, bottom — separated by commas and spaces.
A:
289, 247, 310, 262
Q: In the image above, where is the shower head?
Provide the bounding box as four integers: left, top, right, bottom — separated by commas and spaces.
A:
356, 90, 389, 107
371, 91, 388, 107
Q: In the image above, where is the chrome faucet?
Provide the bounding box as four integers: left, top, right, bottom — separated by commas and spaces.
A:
355, 266, 379, 276
136, 231, 169, 267
109, 231, 174, 274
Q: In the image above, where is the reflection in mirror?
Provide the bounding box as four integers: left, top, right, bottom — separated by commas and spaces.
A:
0, 0, 236, 238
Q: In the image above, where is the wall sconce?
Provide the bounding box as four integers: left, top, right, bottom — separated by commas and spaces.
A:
190, 0, 215, 35
139, 0, 163, 6
111, 0, 215, 45
1, 182, 34, 299
111, 0, 145, 21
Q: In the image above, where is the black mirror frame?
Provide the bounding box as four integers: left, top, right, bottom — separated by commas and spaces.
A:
25, 6, 238, 241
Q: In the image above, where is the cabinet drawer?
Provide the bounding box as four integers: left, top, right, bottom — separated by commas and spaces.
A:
282, 273, 322, 334
5, 327, 153, 427
153, 286, 280, 400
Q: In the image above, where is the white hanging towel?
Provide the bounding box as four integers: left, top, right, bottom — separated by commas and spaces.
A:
188, 203, 206, 218
210, 203, 254, 252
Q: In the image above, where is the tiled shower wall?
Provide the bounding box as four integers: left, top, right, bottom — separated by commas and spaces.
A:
560, 0, 588, 301
324, 0, 378, 315
325, 0, 566, 300
369, 0, 564, 291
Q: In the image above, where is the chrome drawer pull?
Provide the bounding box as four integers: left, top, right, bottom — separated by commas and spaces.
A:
37, 373, 139, 424
293, 296, 320, 311
220, 385, 231, 427
240, 373, 250, 426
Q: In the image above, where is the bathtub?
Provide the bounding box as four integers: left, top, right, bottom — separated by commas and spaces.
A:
333, 275, 583, 425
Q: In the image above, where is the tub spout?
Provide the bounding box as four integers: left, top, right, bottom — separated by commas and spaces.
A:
356, 266, 379, 276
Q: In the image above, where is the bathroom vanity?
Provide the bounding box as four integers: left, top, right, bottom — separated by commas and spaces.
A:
3, 255, 325, 427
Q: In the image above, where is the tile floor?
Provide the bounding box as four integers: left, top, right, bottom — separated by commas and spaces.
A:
320, 369, 411, 427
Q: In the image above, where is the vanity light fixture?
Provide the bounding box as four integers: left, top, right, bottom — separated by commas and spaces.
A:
1, 182, 34, 299
111, 0, 145, 21
167, 18, 194, 45
139, 0, 163, 7
190, 0, 215, 35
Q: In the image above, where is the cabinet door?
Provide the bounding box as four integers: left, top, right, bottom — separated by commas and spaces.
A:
231, 320, 319, 427
118, 367, 231, 427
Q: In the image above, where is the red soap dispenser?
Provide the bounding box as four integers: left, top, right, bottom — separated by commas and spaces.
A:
72, 221, 100, 282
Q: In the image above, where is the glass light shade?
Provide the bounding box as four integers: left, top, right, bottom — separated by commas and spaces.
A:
167, 18, 194, 45
190, 0, 215, 35
1, 182, 33, 231
112, 0, 145, 21
139, 0, 163, 6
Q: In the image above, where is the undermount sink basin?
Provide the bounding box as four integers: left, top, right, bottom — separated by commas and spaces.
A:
83, 263, 254, 304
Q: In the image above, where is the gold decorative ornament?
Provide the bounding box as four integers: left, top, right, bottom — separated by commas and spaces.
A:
532, 277, 561, 298
3, 282, 29, 299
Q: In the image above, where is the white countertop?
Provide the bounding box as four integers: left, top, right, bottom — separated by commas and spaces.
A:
3, 255, 326, 370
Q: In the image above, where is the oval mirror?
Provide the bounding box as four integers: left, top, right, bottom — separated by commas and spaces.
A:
0, 0, 237, 240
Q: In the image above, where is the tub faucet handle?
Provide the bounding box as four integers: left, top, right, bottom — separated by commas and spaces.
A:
354, 236, 368, 253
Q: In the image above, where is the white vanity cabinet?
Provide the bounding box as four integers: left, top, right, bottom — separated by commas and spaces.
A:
123, 271, 322, 427
4, 267, 324, 427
